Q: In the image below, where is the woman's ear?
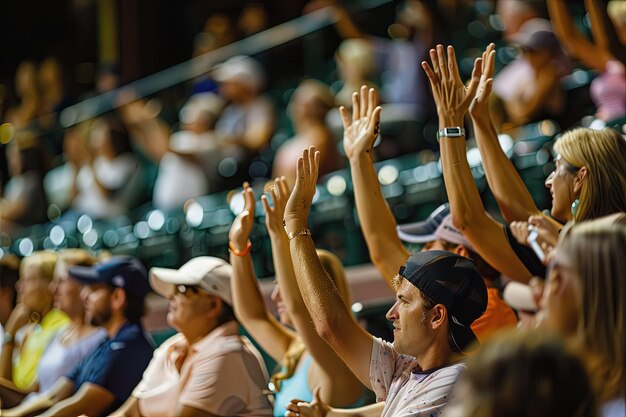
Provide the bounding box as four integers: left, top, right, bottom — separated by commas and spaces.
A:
573, 166, 588, 195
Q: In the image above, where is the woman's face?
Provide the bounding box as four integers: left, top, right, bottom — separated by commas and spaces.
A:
17, 264, 53, 314
49, 260, 84, 318
270, 283, 292, 326
545, 155, 578, 223
536, 248, 580, 336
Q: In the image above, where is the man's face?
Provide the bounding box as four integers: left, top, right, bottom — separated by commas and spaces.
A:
81, 283, 113, 327
166, 285, 217, 332
385, 278, 435, 357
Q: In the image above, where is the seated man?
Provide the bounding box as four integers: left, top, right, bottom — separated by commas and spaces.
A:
4, 256, 154, 417
112, 256, 273, 417
284, 146, 488, 416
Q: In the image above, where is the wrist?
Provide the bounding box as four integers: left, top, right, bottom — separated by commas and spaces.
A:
438, 114, 464, 129
284, 218, 308, 235
229, 240, 252, 257
348, 152, 373, 166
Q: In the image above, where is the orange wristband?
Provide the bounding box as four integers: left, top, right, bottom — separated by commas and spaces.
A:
229, 241, 252, 257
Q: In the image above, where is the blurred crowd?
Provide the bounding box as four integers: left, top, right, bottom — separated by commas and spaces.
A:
0, 0, 625, 416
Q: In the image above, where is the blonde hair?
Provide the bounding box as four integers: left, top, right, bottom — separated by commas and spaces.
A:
558, 216, 626, 401
336, 39, 375, 78
271, 249, 351, 391
20, 251, 57, 282
553, 128, 626, 222
57, 248, 97, 267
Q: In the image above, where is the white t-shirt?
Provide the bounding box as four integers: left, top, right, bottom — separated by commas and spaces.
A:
369, 337, 465, 417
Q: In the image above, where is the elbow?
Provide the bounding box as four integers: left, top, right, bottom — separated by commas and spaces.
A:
313, 315, 341, 341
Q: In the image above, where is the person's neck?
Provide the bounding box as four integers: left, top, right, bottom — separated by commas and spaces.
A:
69, 311, 87, 329
181, 321, 218, 346
103, 314, 129, 339
36, 304, 53, 321
413, 343, 455, 373
293, 118, 320, 135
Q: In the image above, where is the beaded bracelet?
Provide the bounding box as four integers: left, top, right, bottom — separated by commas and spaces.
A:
229, 240, 252, 257
287, 229, 312, 241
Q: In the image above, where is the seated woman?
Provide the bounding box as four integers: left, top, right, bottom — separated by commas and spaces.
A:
5, 249, 107, 408
426, 43, 626, 282
228, 178, 366, 417
535, 216, 626, 415
0, 252, 69, 408
273, 80, 342, 187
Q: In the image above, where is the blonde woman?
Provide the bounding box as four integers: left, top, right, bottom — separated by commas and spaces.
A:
0, 251, 69, 407
228, 178, 364, 416
536, 217, 626, 415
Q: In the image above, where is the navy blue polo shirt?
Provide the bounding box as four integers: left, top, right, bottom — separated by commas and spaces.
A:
67, 321, 154, 412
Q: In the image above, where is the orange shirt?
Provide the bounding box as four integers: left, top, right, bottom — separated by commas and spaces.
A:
471, 287, 518, 341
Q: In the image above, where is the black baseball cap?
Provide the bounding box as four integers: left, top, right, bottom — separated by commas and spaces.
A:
399, 250, 487, 353
69, 256, 151, 300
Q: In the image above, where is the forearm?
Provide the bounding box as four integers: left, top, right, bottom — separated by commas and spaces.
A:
3, 393, 54, 417
332, 5, 364, 39
269, 230, 308, 317
229, 252, 271, 322
349, 154, 409, 283
0, 343, 15, 379
328, 402, 384, 417
472, 118, 539, 221
585, 0, 626, 63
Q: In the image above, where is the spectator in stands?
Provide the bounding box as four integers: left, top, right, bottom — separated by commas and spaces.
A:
3, 256, 154, 417
339, 85, 516, 343
4, 61, 40, 129
151, 93, 224, 211
0, 130, 49, 234
283, 146, 487, 416
228, 179, 365, 416
273, 80, 342, 187
535, 217, 626, 415
444, 330, 597, 417
71, 115, 143, 219
0, 251, 69, 407
495, 0, 545, 42
428, 44, 626, 282
493, 19, 570, 127
333, 39, 377, 109
547, 0, 626, 122
1, 249, 106, 408
213, 55, 274, 160
0, 255, 20, 346
112, 256, 273, 417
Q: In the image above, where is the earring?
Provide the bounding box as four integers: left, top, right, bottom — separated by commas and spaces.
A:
571, 198, 579, 217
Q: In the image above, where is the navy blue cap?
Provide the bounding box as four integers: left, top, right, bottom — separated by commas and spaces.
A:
399, 250, 487, 353
69, 256, 151, 300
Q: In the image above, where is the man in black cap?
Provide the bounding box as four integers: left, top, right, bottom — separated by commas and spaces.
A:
283, 146, 487, 417
7, 256, 154, 417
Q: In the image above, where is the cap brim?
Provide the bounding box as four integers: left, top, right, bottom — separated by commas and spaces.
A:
449, 317, 480, 354
68, 265, 103, 285
397, 223, 438, 244
503, 282, 538, 312
149, 267, 202, 298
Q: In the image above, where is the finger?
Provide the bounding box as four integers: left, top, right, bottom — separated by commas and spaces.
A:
360, 85, 368, 119
462, 57, 483, 109
447, 45, 460, 82
244, 187, 255, 213
313, 151, 321, 182
270, 186, 279, 210
278, 176, 290, 200
261, 194, 272, 214
429, 48, 439, 76
367, 105, 382, 132
477, 78, 493, 103
485, 49, 496, 79
436, 45, 447, 80
421, 61, 438, 86
339, 106, 350, 130
366, 88, 376, 121
303, 148, 311, 178
351, 92, 359, 124
295, 157, 304, 189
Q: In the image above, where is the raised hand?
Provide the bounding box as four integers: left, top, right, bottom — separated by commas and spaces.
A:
285, 387, 330, 417
228, 183, 256, 252
261, 176, 290, 236
421, 44, 482, 127
469, 43, 496, 123
341, 85, 382, 160
284, 146, 321, 233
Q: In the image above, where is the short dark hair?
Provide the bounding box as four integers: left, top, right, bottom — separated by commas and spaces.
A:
123, 294, 146, 323
417, 288, 461, 353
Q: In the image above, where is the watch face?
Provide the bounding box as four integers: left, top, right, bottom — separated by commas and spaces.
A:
446, 128, 461, 135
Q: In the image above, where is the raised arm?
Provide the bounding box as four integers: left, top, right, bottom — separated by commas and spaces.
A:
422, 45, 533, 283
343, 86, 408, 286
285, 147, 374, 388
585, 0, 626, 63
228, 185, 295, 362
262, 177, 362, 406
546, 0, 612, 71
468, 45, 541, 223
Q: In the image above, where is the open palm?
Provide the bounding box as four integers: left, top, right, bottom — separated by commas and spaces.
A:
228, 184, 256, 251
284, 146, 321, 232
341, 85, 382, 160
